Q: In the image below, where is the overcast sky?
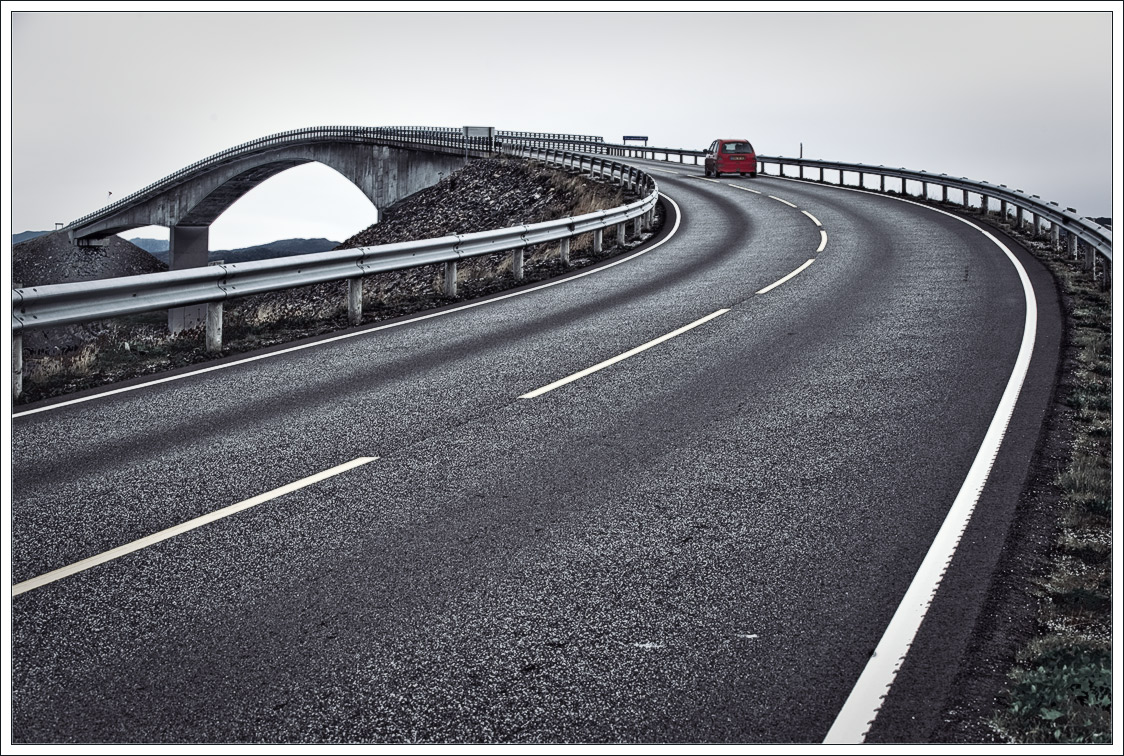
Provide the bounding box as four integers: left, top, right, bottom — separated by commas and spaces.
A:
6, 6, 1120, 250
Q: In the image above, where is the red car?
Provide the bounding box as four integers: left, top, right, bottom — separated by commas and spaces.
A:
704, 139, 757, 178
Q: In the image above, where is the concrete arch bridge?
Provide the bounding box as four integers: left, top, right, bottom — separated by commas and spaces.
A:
64, 126, 603, 328
66, 127, 505, 267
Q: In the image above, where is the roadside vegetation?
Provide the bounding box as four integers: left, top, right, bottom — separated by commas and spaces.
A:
956, 209, 1113, 744
989, 239, 1113, 744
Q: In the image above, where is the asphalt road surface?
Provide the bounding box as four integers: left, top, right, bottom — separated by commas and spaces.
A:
10, 159, 1061, 744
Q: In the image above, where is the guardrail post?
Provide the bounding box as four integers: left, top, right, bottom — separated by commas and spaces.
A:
1084, 242, 1094, 273
1033, 212, 1042, 238
12, 332, 21, 400
206, 302, 223, 353
559, 237, 570, 266
962, 190, 969, 210
799, 164, 805, 180
348, 278, 363, 325
593, 228, 603, 254
617, 222, 626, 247
942, 184, 949, 204
512, 248, 524, 280
1051, 223, 1061, 252
1000, 199, 1008, 224
633, 216, 643, 237
444, 261, 458, 297
1016, 206, 1024, 232
879, 175, 885, 193
980, 195, 989, 217
1068, 230, 1078, 259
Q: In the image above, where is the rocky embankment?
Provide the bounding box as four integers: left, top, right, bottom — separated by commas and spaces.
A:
13, 232, 168, 289
15, 157, 655, 403
13, 233, 169, 359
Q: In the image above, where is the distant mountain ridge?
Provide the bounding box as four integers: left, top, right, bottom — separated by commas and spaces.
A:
129, 237, 341, 265
14, 230, 53, 244
127, 237, 169, 255
12, 232, 340, 265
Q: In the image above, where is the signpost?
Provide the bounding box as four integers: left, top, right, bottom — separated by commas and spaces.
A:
463, 126, 496, 155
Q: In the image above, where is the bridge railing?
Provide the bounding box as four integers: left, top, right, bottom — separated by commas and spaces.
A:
513, 137, 706, 163
14, 146, 660, 399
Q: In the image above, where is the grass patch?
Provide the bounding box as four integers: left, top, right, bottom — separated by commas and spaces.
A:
994, 641, 1112, 744
1057, 450, 1113, 503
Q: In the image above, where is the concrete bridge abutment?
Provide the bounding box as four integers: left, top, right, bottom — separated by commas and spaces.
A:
168, 225, 210, 331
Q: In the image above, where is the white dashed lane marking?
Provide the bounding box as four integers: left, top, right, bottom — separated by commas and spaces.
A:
13, 457, 378, 596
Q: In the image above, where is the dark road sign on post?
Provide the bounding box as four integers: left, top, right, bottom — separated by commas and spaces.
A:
464, 126, 496, 154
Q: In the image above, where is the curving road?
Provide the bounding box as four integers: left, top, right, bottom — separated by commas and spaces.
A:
9, 160, 1061, 743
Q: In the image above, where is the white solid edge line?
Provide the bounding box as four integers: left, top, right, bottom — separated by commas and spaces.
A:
13, 195, 684, 419
817, 230, 828, 254
801, 210, 823, 227
12, 456, 378, 597
823, 202, 1038, 743
768, 195, 798, 208
519, 308, 730, 399
755, 259, 815, 295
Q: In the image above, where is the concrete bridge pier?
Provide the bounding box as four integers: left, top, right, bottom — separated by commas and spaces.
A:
168, 225, 210, 332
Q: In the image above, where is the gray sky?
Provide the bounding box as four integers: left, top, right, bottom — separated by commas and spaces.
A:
7, 6, 1120, 249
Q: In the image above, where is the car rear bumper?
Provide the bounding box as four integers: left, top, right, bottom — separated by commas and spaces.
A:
718, 159, 756, 172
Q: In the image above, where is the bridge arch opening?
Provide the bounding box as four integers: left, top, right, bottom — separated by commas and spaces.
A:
117, 224, 169, 250
209, 162, 379, 251
112, 163, 382, 261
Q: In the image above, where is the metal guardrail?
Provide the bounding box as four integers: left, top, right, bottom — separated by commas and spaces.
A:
13, 144, 659, 398
753, 156, 1112, 267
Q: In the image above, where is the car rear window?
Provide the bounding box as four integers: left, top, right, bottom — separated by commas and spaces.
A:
722, 142, 754, 153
